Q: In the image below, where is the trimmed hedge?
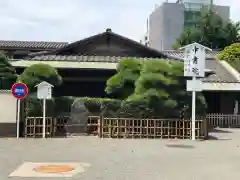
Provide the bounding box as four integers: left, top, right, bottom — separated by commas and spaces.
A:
25, 96, 75, 117
100, 98, 122, 117
54, 96, 75, 116
25, 96, 205, 119
25, 95, 55, 117
73, 97, 122, 117
118, 100, 152, 118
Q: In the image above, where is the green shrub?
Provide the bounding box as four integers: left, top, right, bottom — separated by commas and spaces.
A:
82, 97, 102, 114
0, 53, 17, 89
25, 95, 55, 117
104, 58, 207, 118
17, 63, 62, 93
25, 96, 77, 117
217, 43, 240, 71
118, 100, 152, 118
54, 96, 76, 116
73, 97, 122, 116
105, 58, 142, 99
100, 99, 122, 117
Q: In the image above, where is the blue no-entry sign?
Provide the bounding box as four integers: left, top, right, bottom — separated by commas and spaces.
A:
11, 82, 28, 99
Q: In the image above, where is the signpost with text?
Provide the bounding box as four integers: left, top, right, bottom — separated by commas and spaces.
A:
180, 42, 211, 140
35, 81, 53, 138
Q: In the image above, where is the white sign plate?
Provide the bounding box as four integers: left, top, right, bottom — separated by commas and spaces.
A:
186, 79, 203, 92
37, 86, 52, 99
184, 43, 206, 77
35, 81, 53, 99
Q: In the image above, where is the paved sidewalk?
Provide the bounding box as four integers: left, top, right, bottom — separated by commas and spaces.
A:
0, 128, 240, 180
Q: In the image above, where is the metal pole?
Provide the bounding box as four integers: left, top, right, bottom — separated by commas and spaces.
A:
43, 99, 46, 138
192, 76, 196, 140
16, 99, 20, 138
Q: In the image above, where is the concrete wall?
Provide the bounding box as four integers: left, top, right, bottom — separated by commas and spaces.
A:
149, 5, 164, 51
0, 91, 17, 137
162, 3, 185, 50
149, 3, 185, 51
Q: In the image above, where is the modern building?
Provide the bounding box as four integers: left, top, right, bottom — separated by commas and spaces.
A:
148, 0, 230, 51
140, 31, 149, 47
140, 20, 150, 46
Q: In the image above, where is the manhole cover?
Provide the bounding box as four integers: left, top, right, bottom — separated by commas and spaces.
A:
33, 165, 74, 173
166, 144, 195, 149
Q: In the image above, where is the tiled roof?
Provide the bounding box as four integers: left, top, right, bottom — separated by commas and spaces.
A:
160, 51, 237, 82
0, 40, 68, 49
162, 50, 220, 59
27, 55, 238, 83
29, 55, 162, 62
202, 59, 237, 83
51, 29, 172, 59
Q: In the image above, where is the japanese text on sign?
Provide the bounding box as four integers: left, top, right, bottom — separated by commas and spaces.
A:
184, 44, 205, 77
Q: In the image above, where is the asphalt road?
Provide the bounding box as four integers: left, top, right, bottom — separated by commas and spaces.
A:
1, 128, 240, 180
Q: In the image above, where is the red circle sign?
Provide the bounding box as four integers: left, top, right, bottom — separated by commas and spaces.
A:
11, 82, 28, 99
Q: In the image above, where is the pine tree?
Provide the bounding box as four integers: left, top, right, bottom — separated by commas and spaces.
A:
0, 52, 17, 89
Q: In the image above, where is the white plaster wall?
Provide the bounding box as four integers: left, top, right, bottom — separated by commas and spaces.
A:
0, 91, 17, 123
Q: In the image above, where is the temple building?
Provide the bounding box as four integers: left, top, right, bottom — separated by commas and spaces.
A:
0, 28, 239, 114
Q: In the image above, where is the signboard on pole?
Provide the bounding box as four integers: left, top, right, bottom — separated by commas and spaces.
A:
11, 82, 28, 99
35, 81, 53, 138
182, 42, 210, 78
180, 42, 212, 140
186, 79, 203, 92
11, 82, 29, 139
36, 81, 53, 99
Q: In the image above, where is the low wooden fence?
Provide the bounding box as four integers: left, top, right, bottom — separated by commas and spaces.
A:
98, 117, 207, 139
24, 113, 240, 138
24, 116, 207, 139
206, 114, 240, 128
24, 116, 99, 138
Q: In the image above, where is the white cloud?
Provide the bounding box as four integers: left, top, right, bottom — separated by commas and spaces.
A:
0, 0, 238, 42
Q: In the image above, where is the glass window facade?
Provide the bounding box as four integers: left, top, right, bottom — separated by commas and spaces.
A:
183, 0, 205, 29
184, 3, 203, 11
181, 0, 211, 5
184, 11, 201, 21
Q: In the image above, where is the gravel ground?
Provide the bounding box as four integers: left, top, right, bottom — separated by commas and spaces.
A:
1, 128, 240, 180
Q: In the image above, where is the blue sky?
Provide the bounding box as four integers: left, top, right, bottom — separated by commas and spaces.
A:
0, 0, 238, 42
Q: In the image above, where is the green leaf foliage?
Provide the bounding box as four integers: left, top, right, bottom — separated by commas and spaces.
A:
130, 60, 180, 117
217, 43, 240, 71
17, 63, 62, 92
74, 97, 122, 117
173, 9, 240, 50
25, 96, 76, 117
105, 58, 142, 99
0, 53, 17, 89
24, 95, 55, 117
54, 96, 75, 116
105, 58, 206, 118
118, 100, 153, 118
82, 97, 101, 114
